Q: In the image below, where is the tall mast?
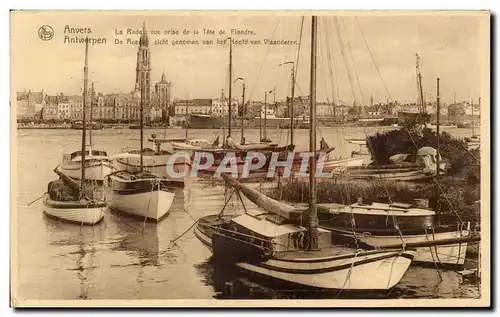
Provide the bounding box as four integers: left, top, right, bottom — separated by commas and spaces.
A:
436, 78, 440, 178
308, 16, 318, 250
473, 97, 479, 137
290, 66, 295, 145
436, 78, 441, 224
264, 91, 268, 141
259, 99, 262, 141
221, 89, 225, 146
228, 39, 233, 138
241, 83, 245, 143
416, 53, 425, 114
89, 81, 94, 148
80, 37, 89, 198
139, 67, 144, 171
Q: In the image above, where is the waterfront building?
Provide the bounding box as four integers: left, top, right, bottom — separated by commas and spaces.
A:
211, 98, 238, 117
17, 90, 44, 120
57, 102, 71, 120
173, 100, 193, 115
115, 93, 137, 121
317, 102, 335, 117
150, 106, 163, 122
42, 101, 59, 120
191, 99, 212, 114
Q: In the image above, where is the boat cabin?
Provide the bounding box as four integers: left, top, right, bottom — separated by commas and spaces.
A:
63, 149, 109, 164
223, 213, 332, 254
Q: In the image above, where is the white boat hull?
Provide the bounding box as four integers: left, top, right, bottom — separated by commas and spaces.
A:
236, 249, 414, 290
106, 186, 175, 220
42, 194, 105, 225
342, 230, 469, 265
59, 161, 112, 182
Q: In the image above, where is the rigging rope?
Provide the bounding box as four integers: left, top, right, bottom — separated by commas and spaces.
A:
333, 17, 358, 105
354, 17, 394, 102
247, 20, 281, 102
340, 18, 365, 106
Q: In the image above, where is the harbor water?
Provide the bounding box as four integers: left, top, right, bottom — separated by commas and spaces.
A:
15, 127, 480, 300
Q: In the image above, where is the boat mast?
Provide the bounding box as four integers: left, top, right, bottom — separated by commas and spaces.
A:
473, 97, 479, 137
308, 16, 318, 250
221, 89, 226, 145
89, 81, 94, 149
80, 37, 89, 198
139, 57, 144, 171
436, 78, 440, 178
416, 53, 425, 114
264, 91, 267, 141
290, 65, 295, 145
259, 99, 262, 141
228, 38, 233, 139
241, 82, 245, 143
436, 77, 441, 224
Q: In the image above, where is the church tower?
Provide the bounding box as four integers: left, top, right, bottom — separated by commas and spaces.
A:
135, 22, 151, 108
155, 71, 172, 110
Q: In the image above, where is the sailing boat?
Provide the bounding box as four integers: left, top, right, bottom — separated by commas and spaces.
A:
43, 38, 106, 225
194, 17, 414, 291
105, 23, 175, 221
57, 70, 112, 183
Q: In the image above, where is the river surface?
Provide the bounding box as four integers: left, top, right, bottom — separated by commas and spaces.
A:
15, 127, 481, 300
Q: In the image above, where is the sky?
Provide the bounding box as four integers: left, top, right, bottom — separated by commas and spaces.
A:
11, 11, 489, 105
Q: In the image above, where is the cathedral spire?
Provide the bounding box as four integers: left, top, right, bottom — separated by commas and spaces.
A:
140, 21, 149, 47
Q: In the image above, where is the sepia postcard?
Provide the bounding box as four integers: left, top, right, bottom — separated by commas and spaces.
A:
10, 10, 490, 308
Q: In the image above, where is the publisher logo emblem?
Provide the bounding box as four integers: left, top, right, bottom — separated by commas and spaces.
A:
38, 25, 54, 41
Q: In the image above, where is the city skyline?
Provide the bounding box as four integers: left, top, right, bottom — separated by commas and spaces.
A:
11, 12, 488, 105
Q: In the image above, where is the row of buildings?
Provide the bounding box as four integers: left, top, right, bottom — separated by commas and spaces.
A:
17, 89, 481, 122
16, 89, 166, 122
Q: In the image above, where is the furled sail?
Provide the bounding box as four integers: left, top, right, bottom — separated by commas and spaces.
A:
221, 173, 306, 221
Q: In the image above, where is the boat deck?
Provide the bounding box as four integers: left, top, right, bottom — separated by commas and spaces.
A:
274, 246, 397, 261
113, 170, 158, 181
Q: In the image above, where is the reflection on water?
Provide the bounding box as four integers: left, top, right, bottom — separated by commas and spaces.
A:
15, 128, 481, 300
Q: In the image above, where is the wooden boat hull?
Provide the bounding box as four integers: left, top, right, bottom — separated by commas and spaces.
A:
235, 249, 414, 290
105, 178, 175, 221
58, 160, 112, 182
328, 228, 470, 265
42, 194, 105, 225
